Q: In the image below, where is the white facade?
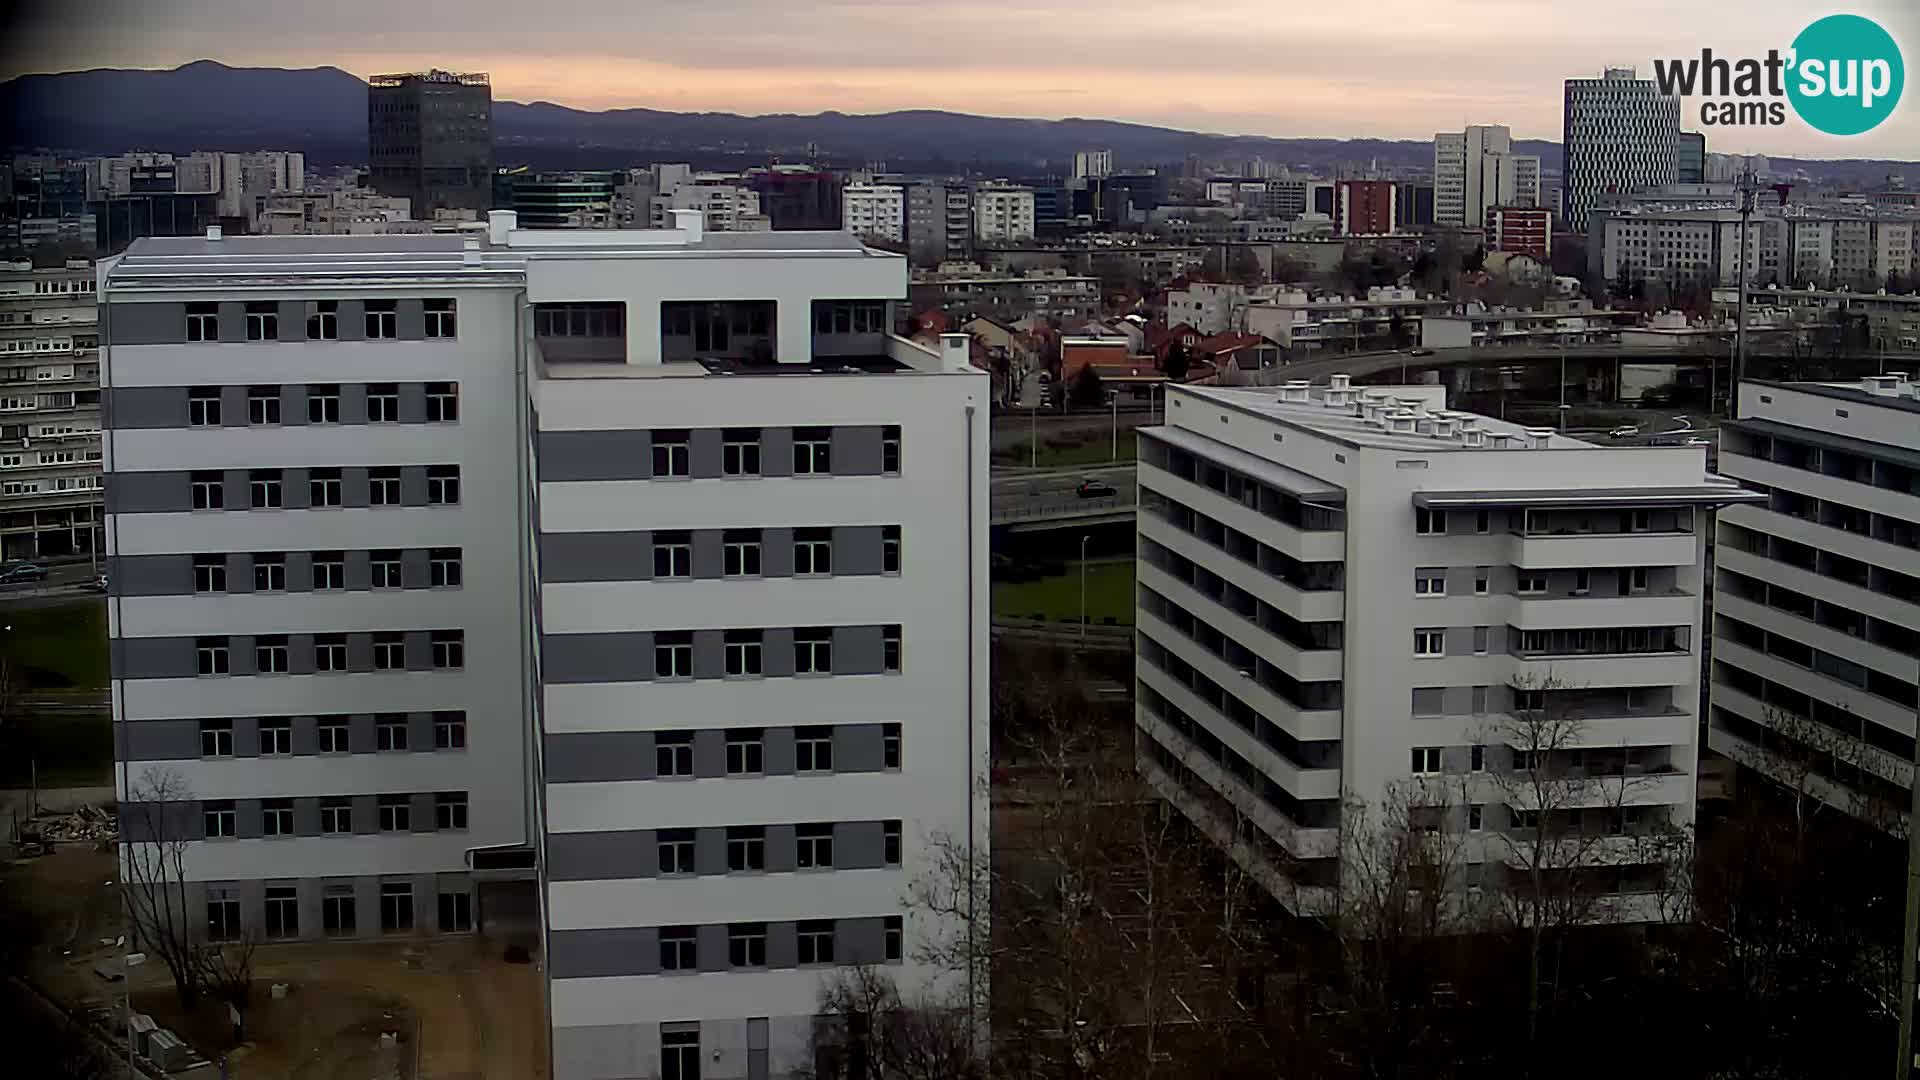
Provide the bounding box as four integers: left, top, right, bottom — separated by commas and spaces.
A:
1135, 379, 1755, 915
972, 187, 1036, 243
0, 259, 103, 559
1710, 378, 1920, 827
842, 184, 906, 243
1074, 149, 1114, 180
1562, 69, 1681, 233
650, 181, 766, 233
1434, 125, 1541, 229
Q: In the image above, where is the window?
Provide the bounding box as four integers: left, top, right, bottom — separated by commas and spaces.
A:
249, 469, 283, 509
186, 302, 218, 342
434, 711, 467, 749
377, 795, 411, 832
726, 729, 764, 775
427, 465, 460, 504
307, 384, 340, 423
1512, 749, 1540, 773
883, 625, 902, 673
207, 891, 241, 941
662, 1028, 700, 1080
1411, 746, 1443, 774
882, 525, 901, 574
723, 530, 762, 577
193, 554, 227, 593
1474, 567, 1490, 596
1475, 509, 1490, 534
200, 718, 233, 757
653, 531, 692, 578
1514, 688, 1546, 714
424, 299, 456, 338
729, 923, 768, 968
426, 381, 458, 422
794, 426, 832, 474
652, 430, 690, 478
884, 820, 902, 865
369, 467, 401, 505
367, 383, 399, 422
1517, 573, 1548, 595
371, 550, 402, 589
434, 792, 468, 830
431, 630, 464, 670
1415, 507, 1447, 535
796, 823, 834, 869
373, 630, 408, 673
795, 628, 833, 675
323, 885, 356, 935
421, 548, 461, 589
1414, 570, 1445, 596
656, 732, 694, 777
204, 800, 236, 838
306, 300, 338, 340
247, 386, 280, 425
253, 552, 286, 592
196, 636, 230, 676
654, 632, 693, 679
722, 429, 760, 476
658, 829, 695, 875
316, 715, 349, 753
262, 798, 294, 837
188, 387, 221, 426
885, 915, 904, 961
725, 630, 763, 677
1471, 745, 1485, 772
727, 826, 766, 872
1627, 566, 1649, 593
882, 723, 902, 769
312, 551, 345, 590
797, 920, 836, 965
191, 471, 224, 510
1573, 569, 1591, 596
365, 301, 398, 339
1473, 626, 1489, 655
309, 467, 343, 507
438, 890, 472, 932
258, 715, 292, 754
1413, 628, 1444, 657
882, 425, 901, 474
380, 882, 414, 931
796, 726, 834, 772
1629, 509, 1652, 533
794, 528, 833, 575
1468, 804, 1484, 831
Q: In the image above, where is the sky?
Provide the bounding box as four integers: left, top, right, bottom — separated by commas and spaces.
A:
5, 0, 1918, 159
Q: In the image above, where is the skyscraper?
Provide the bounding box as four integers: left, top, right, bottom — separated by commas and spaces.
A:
1677, 131, 1707, 185
367, 70, 494, 215
1562, 68, 1681, 233
1433, 125, 1540, 229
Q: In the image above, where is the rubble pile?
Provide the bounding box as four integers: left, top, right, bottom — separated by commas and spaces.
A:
30, 804, 117, 842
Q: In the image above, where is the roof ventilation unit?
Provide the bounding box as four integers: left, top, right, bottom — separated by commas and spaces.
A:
1329, 373, 1352, 391
1487, 431, 1514, 448
1388, 411, 1417, 434
1524, 427, 1555, 449
1280, 380, 1311, 403
1462, 427, 1487, 447
1431, 417, 1458, 438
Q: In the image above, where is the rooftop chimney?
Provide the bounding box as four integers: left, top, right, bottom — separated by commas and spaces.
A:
205, 224, 222, 241
671, 208, 704, 243
486, 210, 517, 245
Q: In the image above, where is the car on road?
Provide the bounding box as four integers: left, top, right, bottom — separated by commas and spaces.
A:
88, 574, 109, 592
0, 561, 49, 584
1409, 348, 1434, 356
1608, 425, 1640, 439
1076, 479, 1117, 498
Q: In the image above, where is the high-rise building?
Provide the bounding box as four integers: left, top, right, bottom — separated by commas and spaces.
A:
0, 258, 101, 560
1135, 378, 1757, 917
367, 70, 494, 215
1562, 68, 1681, 233
1433, 125, 1540, 229
1335, 179, 1397, 236
972, 186, 1036, 243
1074, 149, 1114, 180
1710, 376, 1920, 828
102, 212, 988, 1080
842, 183, 906, 243
1677, 132, 1706, 185
904, 183, 964, 266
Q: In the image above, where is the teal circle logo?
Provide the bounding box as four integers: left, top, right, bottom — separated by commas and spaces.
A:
1787, 14, 1904, 135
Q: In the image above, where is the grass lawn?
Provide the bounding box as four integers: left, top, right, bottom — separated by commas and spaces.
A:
994, 440, 1137, 469
1, 599, 109, 690
993, 559, 1136, 626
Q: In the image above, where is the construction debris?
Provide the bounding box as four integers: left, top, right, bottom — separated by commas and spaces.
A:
27, 804, 117, 843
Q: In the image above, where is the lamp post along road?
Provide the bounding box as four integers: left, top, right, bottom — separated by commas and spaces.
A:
1079, 534, 1090, 647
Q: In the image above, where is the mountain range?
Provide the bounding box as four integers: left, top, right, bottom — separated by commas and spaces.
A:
4, 60, 1916, 185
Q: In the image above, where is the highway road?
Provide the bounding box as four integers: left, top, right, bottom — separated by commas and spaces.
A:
0, 560, 105, 609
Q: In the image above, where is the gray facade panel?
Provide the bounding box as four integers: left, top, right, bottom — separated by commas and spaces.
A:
342, 467, 370, 507
399, 466, 429, 506
411, 792, 438, 833
276, 301, 306, 342
541, 531, 651, 583
403, 631, 434, 672
693, 729, 726, 779
834, 426, 886, 476
396, 299, 427, 341
696, 827, 728, 876
692, 630, 725, 681
120, 719, 201, 761
294, 797, 322, 837
281, 383, 308, 426
281, 468, 310, 510
763, 725, 796, 773
287, 634, 317, 676
836, 724, 886, 773
219, 386, 248, 428
344, 550, 372, 591
110, 554, 190, 596
340, 382, 368, 423
398, 382, 428, 423
106, 302, 186, 345
697, 924, 730, 973
761, 427, 793, 477
232, 716, 259, 758
347, 632, 375, 672
115, 636, 195, 680
215, 302, 247, 343
336, 300, 366, 342
407, 713, 436, 754
547, 829, 654, 881
761, 528, 794, 577
352, 795, 380, 835
545, 731, 656, 783
121, 800, 203, 843
765, 824, 797, 874
349, 714, 377, 752
834, 625, 886, 675
762, 627, 795, 678
225, 553, 253, 594
689, 428, 724, 480
104, 386, 187, 429
835, 526, 884, 576
285, 551, 312, 593
549, 928, 659, 979
839, 916, 888, 965
538, 430, 652, 482
836, 821, 887, 870
401, 549, 431, 589
691, 529, 724, 580
234, 798, 263, 839
290, 715, 319, 755
106, 471, 188, 515
542, 632, 651, 684
766, 921, 798, 968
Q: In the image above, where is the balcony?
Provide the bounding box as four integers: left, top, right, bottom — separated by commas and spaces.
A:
1510, 529, 1698, 569
1511, 591, 1697, 630
1138, 612, 1342, 743
1139, 561, 1342, 683
1136, 704, 1341, 848
1140, 467, 1344, 564
1138, 512, 1344, 624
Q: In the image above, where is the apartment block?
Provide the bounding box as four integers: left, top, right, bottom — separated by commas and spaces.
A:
1710, 377, 1920, 827
842, 184, 906, 243
103, 212, 990, 1080
972, 186, 1036, 243
1134, 378, 1757, 915
1, 258, 103, 559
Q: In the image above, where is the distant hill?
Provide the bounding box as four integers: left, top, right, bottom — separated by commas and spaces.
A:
3, 61, 1916, 186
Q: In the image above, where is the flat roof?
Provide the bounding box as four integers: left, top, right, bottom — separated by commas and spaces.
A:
1178, 384, 1599, 453
1140, 425, 1345, 503
1748, 378, 1920, 416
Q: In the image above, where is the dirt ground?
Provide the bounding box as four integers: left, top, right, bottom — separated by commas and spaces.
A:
4, 845, 549, 1080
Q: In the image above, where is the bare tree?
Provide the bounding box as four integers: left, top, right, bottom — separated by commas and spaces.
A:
120, 766, 204, 1009
804, 965, 982, 1080
196, 934, 259, 1039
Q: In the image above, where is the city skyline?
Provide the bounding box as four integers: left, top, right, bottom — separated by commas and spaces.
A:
6, 0, 1916, 160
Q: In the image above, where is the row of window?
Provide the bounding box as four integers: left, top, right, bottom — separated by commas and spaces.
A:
648, 528, 899, 578
652, 820, 904, 875
186, 382, 458, 426
207, 881, 469, 942
650, 626, 902, 679
646, 724, 903, 777
199, 712, 466, 757
194, 631, 465, 675
1412, 566, 1654, 597
184, 299, 457, 343
647, 426, 900, 478
189, 465, 461, 510
1415, 506, 1679, 537
200, 791, 466, 838
191, 549, 462, 592
651, 916, 903, 973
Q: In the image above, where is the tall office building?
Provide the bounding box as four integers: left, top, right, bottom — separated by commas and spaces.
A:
506, 172, 616, 229
1677, 132, 1707, 185
0, 258, 102, 560
1562, 68, 1680, 233
104, 212, 990, 1080
1433, 125, 1540, 229
368, 70, 494, 215
1709, 377, 1920, 827
1134, 378, 1757, 916
1074, 149, 1114, 180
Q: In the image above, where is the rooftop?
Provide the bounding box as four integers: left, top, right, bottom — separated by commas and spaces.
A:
1750, 376, 1920, 415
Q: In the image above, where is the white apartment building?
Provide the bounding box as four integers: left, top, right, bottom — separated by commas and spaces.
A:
842, 184, 906, 243
1710, 377, 1920, 826
1434, 125, 1540, 229
1135, 378, 1757, 915
1562, 69, 1680, 233
972, 186, 1036, 243
650, 179, 768, 233
1596, 206, 1917, 289
1242, 287, 1449, 349
1, 258, 103, 560
103, 212, 989, 1080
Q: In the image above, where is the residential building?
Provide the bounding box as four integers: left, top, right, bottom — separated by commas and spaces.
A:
1336, 180, 1397, 236
1242, 287, 1448, 350
1136, 377, 1758, 915
745, 167, 844, 231
972, 186, 1036, 244
650, 179, 768, 233
1716, 285, 1920, 352
1489, 206, 1553, 259
367, 70, 494, 215
1394, 182, 1436, 228
1596, 204, 1916, 289
254, 192, 421, 236
103, 213, 988, 1080
1434, 125, 1540, 229
1562, 68, 1681, 233
1710, 377, 1920, 827
910, 264, 1098, 323
842, 184, 906, 244
1164, 282, 1260, 335
0, 258, 102, 559
905, 183, 972, 266
1677, 132, 1706, 185
1074, 150, 1114, 180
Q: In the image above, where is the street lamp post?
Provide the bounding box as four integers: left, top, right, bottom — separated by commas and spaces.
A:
1109, 392, 1118, 461
1079, 534, 1090, 647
